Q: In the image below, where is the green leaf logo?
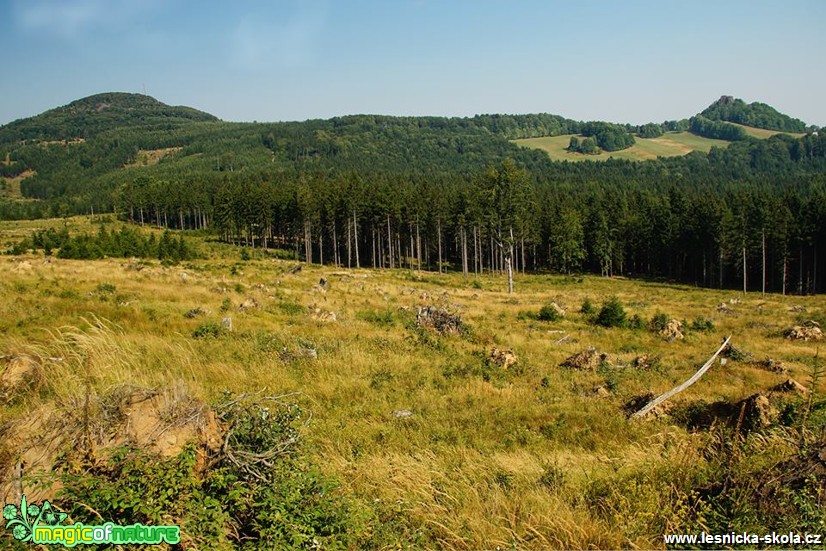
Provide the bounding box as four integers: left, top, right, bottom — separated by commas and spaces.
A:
4, 495, 66, 542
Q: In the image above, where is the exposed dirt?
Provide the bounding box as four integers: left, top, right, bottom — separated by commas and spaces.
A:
124, 147, 182, 168
0, 385, 222, 503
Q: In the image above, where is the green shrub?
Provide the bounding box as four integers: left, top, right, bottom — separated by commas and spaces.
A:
628, 314, 645, 330
580, 298, 595, 315
357, 309, 398, 327
595, 297, 627, 328
51, 395, 404, 550
95, 283, 116, 294
649, 312, 669, 332
690, 317, 715, 333
276, 301, 305, 316
537, 303, 563, 322
193, 321, 222, 339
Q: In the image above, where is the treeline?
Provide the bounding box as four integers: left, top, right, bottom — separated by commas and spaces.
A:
9, 225, 196, 262
580, 122, 636, 151
689, 116, 749, 141
701, 96, 807, 132
112, 141, 826, 294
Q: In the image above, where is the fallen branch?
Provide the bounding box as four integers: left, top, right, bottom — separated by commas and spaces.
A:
630, 335, 732, 420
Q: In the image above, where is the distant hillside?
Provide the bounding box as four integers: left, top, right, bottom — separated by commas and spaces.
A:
1, 92, 825, 223
700, 95, 806, 133
0, 93, 218, 143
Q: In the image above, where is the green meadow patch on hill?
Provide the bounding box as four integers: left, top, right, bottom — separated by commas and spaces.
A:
514, 131, 732, 161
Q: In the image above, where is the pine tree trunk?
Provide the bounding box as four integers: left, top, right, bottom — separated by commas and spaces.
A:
814, 244, 818, 295
333, 222, 339, 267
473, 226, 479, 276
304, 220, 312, 263
505, 246, 514, 294
762, 230, 766, 296
416, 217, 421, 272
372, 226, 377, 269
437, 218, 442, 274
346, 218, 352, 268
353, 211, 360, 268
409, 224, 414, 270
461, 226, 468, 276
742, 246, 747, 294
387, 215, 393, 269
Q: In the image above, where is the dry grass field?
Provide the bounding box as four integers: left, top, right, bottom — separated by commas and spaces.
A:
1, 217, 824, 549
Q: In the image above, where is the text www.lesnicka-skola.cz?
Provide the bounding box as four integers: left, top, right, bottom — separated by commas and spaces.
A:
664, 531, 822, 547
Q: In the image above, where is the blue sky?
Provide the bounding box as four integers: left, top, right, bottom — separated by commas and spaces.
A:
1, 0, 824, 126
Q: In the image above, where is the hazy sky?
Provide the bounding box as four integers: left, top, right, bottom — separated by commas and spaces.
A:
1, 0, 824, 126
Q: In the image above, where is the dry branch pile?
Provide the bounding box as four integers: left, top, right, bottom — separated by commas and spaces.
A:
560, 347, 605, 370
770, 378, 810, 396
659, 319, 684, 341
488, 347, 518, 369
416, 306, 462, 335
784, 320, 824, 341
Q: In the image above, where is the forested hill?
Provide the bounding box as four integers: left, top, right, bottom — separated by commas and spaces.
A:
700, 95, 807, 133
3, 92, 826, 294
0, 93, 218, 143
